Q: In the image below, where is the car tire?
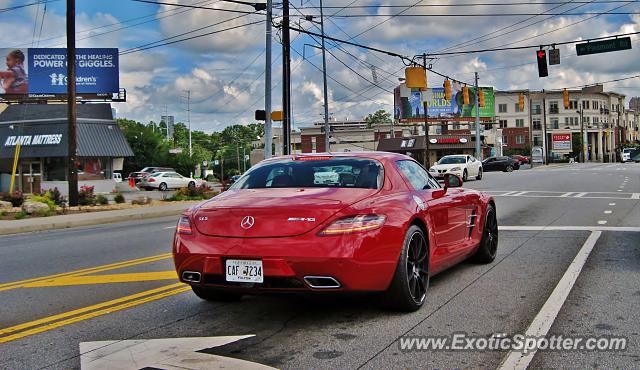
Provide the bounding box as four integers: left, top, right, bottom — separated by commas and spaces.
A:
159, 182, 168, 191
191, 286, 243, 302
505, 165, 514, 172
384, 225, 429, 312
462, 169, 468, 182
473, 204, 498, 264
188, 181, 196, 189
476, 168, 483, 180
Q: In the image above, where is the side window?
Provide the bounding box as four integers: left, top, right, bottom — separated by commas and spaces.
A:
396, 160, 436, 190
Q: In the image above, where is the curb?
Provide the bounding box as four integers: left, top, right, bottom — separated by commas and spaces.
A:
0, 204, 198, 236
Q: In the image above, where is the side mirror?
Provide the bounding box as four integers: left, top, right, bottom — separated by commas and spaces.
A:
444, 173, 463, 188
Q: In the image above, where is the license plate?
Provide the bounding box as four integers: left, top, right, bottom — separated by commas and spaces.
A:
225, 259, 263, 283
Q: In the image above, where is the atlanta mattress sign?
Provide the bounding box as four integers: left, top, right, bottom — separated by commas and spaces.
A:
0, 48, 119, 96
4, 134, 63, 147
552, 133, 572, 152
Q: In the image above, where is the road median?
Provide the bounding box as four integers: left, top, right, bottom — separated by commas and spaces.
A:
0, 201, 201, 236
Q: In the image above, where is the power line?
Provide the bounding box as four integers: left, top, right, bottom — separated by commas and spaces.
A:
314, 11, 640, 17
36, 1, 48, 47
131, 0, 262, 14
296, 1, 633, 9
0, 0, 58, 13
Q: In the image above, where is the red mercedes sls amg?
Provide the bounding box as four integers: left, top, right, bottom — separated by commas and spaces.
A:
173, 152, 497, 311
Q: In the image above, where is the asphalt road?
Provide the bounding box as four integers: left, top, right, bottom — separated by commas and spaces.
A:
1, 162, 639, 369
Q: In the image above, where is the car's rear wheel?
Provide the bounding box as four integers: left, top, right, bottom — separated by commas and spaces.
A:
159, 182, 168, 191
476, 168, 483, 180
473, 204, 498, 263
505, 165, 514, 172
188, 181, 196, 189
385, 225, 429, 311
191, 286, 243, 302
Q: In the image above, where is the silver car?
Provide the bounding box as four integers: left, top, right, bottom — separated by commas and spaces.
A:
139, 172, 199, 191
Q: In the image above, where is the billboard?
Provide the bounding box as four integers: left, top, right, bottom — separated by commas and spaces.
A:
0, 48, 118, 96
552, 133, 572, 152
395, 85, 495, 119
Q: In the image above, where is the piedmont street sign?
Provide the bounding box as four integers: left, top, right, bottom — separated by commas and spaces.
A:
576, 37, 631, 56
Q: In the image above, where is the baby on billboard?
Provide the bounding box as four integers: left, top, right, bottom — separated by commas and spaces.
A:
0, 49, 28, 94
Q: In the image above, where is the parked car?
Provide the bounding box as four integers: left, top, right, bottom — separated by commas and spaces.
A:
173, 152, 498, 311
482, 156, 519, 172
139, 172, 199, 191
429, 154, 483, 181
622, 148, 636, 162
140, 166, 175, 174
128, 172, 148, 184
510, 154, 530, 165
112, 172, 123, 182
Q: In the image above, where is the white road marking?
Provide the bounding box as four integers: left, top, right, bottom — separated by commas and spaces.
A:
559, 192, 574, 197
512, 191, 528, 196
501, 191, 518, 196
162, 226, 175, 230
609, 203, 616, 206
499, 225, 640, 232
598, 220, 608, 225
632, 193, 640, 200
498, 231, 602, 370
574, 192, 587, 198
604, 210, 613, 214
80, 336, 275, 370
617, 190, 623, 192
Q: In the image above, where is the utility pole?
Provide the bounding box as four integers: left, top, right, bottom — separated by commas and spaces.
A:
282, 0, 291, 155
66, 0, 78, 206
579, 108, 585, 163
542, 90, 548, 165
264, 0, 273, 159
422, 54, 430, 168
319, 0, 330, 152
474, 72, 481, 160
184, 90, 192, 157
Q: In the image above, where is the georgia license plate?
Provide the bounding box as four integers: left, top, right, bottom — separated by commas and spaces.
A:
225, 259, 263, 283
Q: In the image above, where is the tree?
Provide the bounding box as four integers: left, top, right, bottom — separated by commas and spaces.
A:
117, 118, 171, 176
364, 110, 392, 128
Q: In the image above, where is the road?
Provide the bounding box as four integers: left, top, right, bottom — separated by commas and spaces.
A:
1, 162, 639, 369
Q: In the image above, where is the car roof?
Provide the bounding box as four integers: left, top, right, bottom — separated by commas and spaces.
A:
441, 154, 467, 157
266, 151, 413, 163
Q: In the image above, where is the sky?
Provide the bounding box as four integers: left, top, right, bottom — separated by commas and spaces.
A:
0, 0, 639, 133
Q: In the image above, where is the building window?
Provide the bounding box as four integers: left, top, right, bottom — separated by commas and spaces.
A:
549, 101, 559, 114
499, 120, 508, 128
582, 100, 590, 110
532, 119, 542, 130
516, 135, 526, 144
514, 103, 523, 113
564, 117, 569, 126
452, 123, 461, 130
515, 119, 524, 128
550, 118, 559, 129
569, 100, 578, 110
533, 135, 542, 146
311, 136, 317, 153
593, 117, 599, 124
502, 135, 508, 144
592, 101, 599, 110
498, 103, 508, 113
532, 102, 542, 115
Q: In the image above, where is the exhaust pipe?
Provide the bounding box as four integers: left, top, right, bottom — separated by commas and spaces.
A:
304, 276, 341, 289
182, 271, 202, 283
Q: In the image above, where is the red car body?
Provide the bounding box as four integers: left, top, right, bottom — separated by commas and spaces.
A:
173, 152, 496, 309
511, 155, 530, 164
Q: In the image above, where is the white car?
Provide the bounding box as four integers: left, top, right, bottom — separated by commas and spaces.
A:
429, 154, 483, 181
139, 171, 200, 191
622, 148, 635, 162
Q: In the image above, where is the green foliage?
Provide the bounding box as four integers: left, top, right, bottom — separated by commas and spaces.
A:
30, 195, 56, 211
46, 187, 66, 206
114, 193, 126, 204
167, 186, 218, 201
78, 186, 96, 206
1, 210, 6, 217
364, 110, 392, 128
33, 208, 54, 217
1, 191, 24, 207
14, 210, 27, 220
96, 195, 109, 205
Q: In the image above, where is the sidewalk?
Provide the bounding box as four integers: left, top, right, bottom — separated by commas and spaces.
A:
0, 201, 201, 236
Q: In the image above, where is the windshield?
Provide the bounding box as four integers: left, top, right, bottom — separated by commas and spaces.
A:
231, 158, 383, 189
438, 157, 466, 165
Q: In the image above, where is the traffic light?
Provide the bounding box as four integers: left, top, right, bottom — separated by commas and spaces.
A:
405, 66, 427, 89
443, 79, 451, 101
536, 49, 548, 77
463, 85, 470, 105
254, 110, 266, 121
518, 93, 525, 111
478, 88, 485, 108
563, 89, 570, 109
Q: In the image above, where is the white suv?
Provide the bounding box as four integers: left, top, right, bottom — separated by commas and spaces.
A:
429, 155, 483, 181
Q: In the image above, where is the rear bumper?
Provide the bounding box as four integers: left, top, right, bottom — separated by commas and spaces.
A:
173, 227, 402, 293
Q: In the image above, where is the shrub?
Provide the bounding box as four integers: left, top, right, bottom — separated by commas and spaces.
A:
1, 210, 6, 217
114, 193, 125, 204
30, 195, 56, 211
78, 186, 96, 206
14, 210, 27, 220
46, 187, 65, 206
168, 186, 217, 201
1, 191, 24, 207
96, 195, 109, 205
33, 208, 53, 217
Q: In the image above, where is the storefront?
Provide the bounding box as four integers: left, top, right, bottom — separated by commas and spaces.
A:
377, 135, 476, 166
0, 103, 133, 194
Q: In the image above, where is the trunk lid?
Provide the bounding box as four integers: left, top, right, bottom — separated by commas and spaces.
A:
193, 188, 377, 237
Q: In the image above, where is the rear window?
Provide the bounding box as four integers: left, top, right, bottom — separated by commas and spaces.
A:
231, 157, 383, 189
438, 156, 466, 164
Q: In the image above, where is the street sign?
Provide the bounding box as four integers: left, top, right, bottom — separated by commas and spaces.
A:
552, 133, 572, 152
576, 37, 631, 56
548, 49, 560, 65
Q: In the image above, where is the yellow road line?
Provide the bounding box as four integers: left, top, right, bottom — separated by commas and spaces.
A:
0, 283, 189, 343
0, 253, 172, 292
22, 271, 178, 288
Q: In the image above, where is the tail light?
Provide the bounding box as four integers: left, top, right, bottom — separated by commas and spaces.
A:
148, 178, 156, 182
176, 215, 192, 235
319, 214, 386, 236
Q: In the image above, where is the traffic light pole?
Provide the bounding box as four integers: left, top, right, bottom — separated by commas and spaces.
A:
474, 72, 481, 159
264, 0, 273, 159
282, 0, 291, 155
319, 0, 330, 152
66, 0, 78, 206
422, 54, 430, 168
